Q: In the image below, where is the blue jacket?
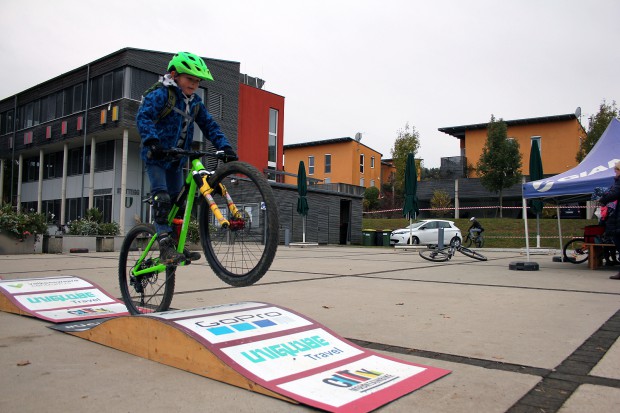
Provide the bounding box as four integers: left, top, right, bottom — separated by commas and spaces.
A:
136, 83, 231, 167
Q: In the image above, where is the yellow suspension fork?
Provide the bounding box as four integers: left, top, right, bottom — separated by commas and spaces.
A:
192, 170, 230, 228
218, 184, 244, 219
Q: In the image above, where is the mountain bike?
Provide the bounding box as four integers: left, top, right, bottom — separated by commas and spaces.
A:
463, 230, 484, 248
118, 148, 279, 315
419, 240, 487, 262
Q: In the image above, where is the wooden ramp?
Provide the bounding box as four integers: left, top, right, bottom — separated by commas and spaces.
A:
56, 315, 292, 402
1, 277, 451, 413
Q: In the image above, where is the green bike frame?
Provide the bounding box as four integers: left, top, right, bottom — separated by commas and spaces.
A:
131, 157, 226, 276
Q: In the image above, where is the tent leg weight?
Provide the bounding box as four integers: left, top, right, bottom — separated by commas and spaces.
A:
509, 261, 540, 271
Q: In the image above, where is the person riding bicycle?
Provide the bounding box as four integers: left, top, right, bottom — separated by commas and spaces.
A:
468, 217, 484, 241
137, 51, 238, 264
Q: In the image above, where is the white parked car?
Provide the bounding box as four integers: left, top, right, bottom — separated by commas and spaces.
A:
390, 219, 462, 246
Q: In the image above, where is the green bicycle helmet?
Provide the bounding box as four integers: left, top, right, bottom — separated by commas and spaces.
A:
168, 52, 214, 81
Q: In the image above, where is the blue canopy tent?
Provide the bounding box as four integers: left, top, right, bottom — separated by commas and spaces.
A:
522, 118, 620, 259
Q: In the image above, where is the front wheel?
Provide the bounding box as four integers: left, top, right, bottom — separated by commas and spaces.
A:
419, 248, 450, 262
563, 237, 588, 264
199, 161, 279, 286
459, 246, 488, 261
118, 224, 175, 314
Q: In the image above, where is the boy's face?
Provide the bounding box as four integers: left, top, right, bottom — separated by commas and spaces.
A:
173, 72, 201, 96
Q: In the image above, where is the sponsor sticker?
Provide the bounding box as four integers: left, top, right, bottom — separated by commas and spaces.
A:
277, 355, 427, 408
175, 306, 312, 344
14, 288, 115, 311
148, 301, 266, 320
0, 277, 92, 294
220, 328, 363, 381
37, 303, 129, 321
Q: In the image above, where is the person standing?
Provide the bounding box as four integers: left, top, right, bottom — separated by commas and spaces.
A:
599, 161, 620, 279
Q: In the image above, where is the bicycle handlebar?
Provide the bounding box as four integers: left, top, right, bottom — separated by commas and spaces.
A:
146, 147, 229, 161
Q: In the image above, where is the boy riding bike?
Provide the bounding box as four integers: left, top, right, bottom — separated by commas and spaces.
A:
137, 51, 238, 264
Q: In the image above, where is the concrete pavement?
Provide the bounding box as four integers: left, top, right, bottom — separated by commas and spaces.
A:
0, 246, 619, 412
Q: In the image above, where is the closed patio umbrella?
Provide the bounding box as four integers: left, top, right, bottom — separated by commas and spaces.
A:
529, 140, 544, 248
297, 161, 309, 242
402, 153, 419, 243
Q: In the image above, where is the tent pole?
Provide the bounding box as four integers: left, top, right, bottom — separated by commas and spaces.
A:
523, 196, 530, 261
557, 206, 563, 261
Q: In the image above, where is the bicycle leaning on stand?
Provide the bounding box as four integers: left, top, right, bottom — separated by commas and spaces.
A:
118, 148, 279, 315
419, 240, 487, 262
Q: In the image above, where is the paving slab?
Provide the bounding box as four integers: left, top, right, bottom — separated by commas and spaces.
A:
0, 245, 619, 412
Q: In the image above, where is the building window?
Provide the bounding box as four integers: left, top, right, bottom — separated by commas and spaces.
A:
360, 154, 365, 173
0, 110, 14, 134
268, 108, 278, 168
370, 179, 375, 187
43, 152, 63, 179
325, 154, 331, 173
371, 156, 375, 168
308, 156, 315, 175
24, 157, 39, 182
95, 140, 115, 172
68, 146, 91, 176
360, 177, 365, 186
73, 83, 84, 113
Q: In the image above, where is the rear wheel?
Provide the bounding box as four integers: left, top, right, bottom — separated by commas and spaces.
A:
475, 234, 484, 248
563, 237, 588, 264
419, 248, 450, 262
459, 246, 488, 261
199, 161, 279, 286
118, 224, 175, 314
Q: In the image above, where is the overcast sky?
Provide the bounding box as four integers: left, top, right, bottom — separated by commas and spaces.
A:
1, 0, 619, 167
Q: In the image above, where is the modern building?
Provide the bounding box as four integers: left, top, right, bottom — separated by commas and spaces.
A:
439, 113, 586, 178
0, 48, 363, 244
283, 137, 383, 193
0, 48, 243, 233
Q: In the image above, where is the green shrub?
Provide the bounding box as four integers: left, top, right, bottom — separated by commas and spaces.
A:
0, 205, 48, 242
98, 222, 120, 236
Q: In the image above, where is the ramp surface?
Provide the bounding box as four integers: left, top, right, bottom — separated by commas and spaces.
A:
1, 277, 450, 412
0, 276, 129, 322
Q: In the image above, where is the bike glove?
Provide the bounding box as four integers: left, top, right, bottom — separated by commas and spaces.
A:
146, 140, 164, 160
222, 146, 238, 162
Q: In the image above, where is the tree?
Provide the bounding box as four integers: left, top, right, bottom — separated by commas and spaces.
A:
430, 189, 453, 218
420, 167, 441, 180
390, 122, 421, 194
476, 115, 522, 218
576, 100, 618, 162
363, 186, 380, 211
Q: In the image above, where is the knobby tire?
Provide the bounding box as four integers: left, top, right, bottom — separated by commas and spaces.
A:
118, 224, 175, 314
199, 161, 279, 286
458, 246, 488, 261
419, 248, 451, 262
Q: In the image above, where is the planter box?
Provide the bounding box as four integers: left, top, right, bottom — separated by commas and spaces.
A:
62, 236, 97, 253
43, 235, 63, 254
0, 233, 36, 255
96, 236, 115, 252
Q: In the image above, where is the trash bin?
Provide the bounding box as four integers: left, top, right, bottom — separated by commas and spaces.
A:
375, 230, 383, 246
382, 230, 392, 246
362, 229, 376, 246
